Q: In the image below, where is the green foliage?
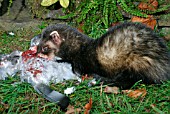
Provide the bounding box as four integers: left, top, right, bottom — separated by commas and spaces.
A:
117, 0, 148, 17
38, 21, 49, 30
7, 0, 13, 15
61, 0, 170, 38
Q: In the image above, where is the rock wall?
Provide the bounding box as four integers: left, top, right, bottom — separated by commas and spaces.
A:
0, 0, 65, 32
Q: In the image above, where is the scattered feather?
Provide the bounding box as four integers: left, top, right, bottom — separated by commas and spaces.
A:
64, 87, 76, 95
8, 32, 15, 36
104, 86, 120, 94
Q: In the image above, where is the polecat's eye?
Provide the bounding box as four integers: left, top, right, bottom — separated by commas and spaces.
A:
42, 46, 51, 54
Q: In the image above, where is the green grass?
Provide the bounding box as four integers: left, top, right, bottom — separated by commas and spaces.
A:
0, 24, 170, 113
0, 76, 169, 113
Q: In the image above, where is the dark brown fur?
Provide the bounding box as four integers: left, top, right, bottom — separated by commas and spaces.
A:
37, 22, 170, 89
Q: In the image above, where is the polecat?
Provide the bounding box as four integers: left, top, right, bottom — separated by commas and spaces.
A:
37, 22, 170, 89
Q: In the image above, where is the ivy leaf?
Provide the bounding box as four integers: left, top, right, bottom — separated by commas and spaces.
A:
59, 0, 69, 8
41, 0, 58, 6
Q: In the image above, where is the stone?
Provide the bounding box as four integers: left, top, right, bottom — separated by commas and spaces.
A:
0, 0, 65, 32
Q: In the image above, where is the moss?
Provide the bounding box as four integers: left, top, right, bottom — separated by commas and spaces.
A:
25, 0, 49, 18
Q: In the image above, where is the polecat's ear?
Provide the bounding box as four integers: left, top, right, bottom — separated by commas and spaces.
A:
50, 31, 65, 44
50, 31, 60, 44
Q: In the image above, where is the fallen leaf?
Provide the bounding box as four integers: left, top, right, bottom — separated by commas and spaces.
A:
81, 74, 88, 81
138, 0, 158, 11
65, 105, 81, 114
84, 97, 92, 114
78, 23, 84, 33
104, 86, 120, 94
131, 16, 157, 29
125, 88, 147, 99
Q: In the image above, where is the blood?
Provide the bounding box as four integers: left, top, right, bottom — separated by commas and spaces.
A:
21, 46, 45, 78
26, 67, 42, 77
21, 50, 37, 62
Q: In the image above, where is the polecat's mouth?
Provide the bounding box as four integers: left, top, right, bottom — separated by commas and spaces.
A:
37, 53, 50, 59
24, 45, 53, 60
